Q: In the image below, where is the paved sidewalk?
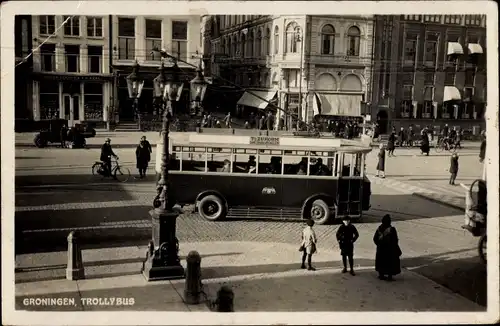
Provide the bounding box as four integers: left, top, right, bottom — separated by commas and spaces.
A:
370, 174, 466, 211
15, 241, 482, 312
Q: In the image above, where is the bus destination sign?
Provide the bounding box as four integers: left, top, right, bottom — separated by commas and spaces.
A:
249, 136, 280, 145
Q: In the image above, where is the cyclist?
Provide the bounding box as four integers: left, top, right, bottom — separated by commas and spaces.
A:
100, 138, 118, 177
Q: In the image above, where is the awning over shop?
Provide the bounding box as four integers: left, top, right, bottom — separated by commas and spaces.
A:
312, 93, 322, 116
468, 43, 483, 54
447, 42, 464, 55
237, 90, 277, 109
314, 93, 363, 116
443, 86, 462, 102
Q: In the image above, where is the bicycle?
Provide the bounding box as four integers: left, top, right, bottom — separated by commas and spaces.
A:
435, 137, 456, 153
91, 157, 131, 182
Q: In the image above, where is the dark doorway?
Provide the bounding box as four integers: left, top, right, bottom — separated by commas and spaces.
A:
118, 88, 135, 121
376, 109, 389, 134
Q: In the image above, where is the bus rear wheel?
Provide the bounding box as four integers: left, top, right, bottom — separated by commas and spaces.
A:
198, 195, 226, 221
310, 199, 331, 225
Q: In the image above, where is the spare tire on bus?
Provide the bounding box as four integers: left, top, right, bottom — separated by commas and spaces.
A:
198, 195, 227, 221
309, 199, 331, 225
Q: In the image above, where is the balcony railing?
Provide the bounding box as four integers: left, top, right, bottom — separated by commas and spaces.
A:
308, 54, 371, 66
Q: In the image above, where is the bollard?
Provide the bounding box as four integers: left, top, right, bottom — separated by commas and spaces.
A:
184, 251, 202, 304
66, 231, 85, 280
215, 285, 234, 312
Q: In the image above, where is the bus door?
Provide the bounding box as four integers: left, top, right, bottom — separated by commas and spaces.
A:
337, 152, 364, 216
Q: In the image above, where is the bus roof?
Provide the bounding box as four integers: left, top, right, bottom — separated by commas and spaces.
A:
170, 133, 372, 153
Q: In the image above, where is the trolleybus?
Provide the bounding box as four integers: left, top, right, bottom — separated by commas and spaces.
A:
158, 133, 372, 224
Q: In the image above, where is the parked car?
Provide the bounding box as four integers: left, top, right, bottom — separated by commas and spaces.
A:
34, 119, 96, 148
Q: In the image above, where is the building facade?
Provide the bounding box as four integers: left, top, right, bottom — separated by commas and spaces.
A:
371, 15, 487, 133
206, 15, 374, 127
31, 15, 113, 126
15, 15, 33, 121
29, 15, 201, 126
110, 15, 201, 122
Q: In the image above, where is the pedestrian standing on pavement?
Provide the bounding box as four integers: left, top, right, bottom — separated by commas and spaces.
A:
376, 144, 386, 178
259, 115, 265, 130
299, 219, 317, 271
449, 152, 459, 185
336, 216, 359, 275
135, 136, 152, 179
60, 124, 67, 148
387, 131, 396, 156
224, 112, 232, 128
420, 129, 430, 156
373, 214, 402, 281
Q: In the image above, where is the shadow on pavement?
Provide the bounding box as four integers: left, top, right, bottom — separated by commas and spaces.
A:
401, 252, 487, 307
15, 205, 154, 254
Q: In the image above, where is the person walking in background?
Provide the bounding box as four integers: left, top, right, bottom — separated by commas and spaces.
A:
60, 124, 67, 148
449, 152, 459, 185
420, 129, 430, 156
266, 111, 274, 131
376, 144, 386, 178
336, 216, 359, 275
223, 112, 232, 128
259, 115, 265, 130
300, 219, 317, 271
135, 136, 152, 179
387, 131, 396, 157
398, 127, 406, 147
373, 214, 402, 281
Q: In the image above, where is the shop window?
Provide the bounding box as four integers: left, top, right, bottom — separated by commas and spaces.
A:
39, 83, 59, 120
84, 83, 103, 121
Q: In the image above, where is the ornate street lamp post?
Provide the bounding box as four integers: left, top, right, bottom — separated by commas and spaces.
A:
143, 58, 185, 281
189, 60, 208, 116
126, 60, 145, 128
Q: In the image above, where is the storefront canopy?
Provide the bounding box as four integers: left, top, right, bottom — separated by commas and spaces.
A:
468, 43, 483, 54
237, 90, 277, 109
313, 93, 363, 116
443, 86, 462, 102
447, 42, 464, 55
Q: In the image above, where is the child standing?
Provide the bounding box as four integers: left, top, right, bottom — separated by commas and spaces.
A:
336, 216, 359, 275
300, 219, 318, 271
449, 152, 459, 185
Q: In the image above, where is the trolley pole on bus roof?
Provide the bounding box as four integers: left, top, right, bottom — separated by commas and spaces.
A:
143, 56, 185, 281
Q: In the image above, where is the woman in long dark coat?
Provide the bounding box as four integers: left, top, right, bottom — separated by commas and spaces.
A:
135, 137, 152, 178
386, 132, 396, 156
420, 130, 430, 156
376, 144, 386, 178
373, 214, 402, 281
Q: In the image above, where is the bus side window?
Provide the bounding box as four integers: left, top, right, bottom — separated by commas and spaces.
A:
207, 148, 232, 173
354, 154, 362, 176
233, 154, 249, 173
180, 152, 206, 172
284, 156, 306, 175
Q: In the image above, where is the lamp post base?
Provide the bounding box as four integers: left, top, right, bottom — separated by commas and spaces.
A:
142, 209, 185, 281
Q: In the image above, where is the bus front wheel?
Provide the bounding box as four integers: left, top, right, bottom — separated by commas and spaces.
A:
310, 199, 331, 225
198, 195, 226, 221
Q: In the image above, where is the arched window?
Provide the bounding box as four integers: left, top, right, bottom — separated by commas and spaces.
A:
347, 26, 361, 56
256, 29, 262, 57
241, 33, 246, 57
285, 23, 301, 53
321, 24, 335, 55
274, 26, 279, 54
266, 28, 271, 55
248, 30, 254, 57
